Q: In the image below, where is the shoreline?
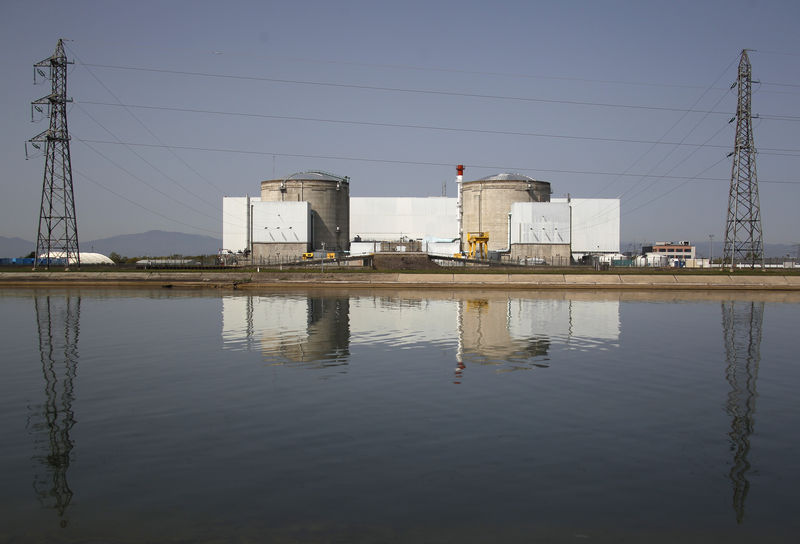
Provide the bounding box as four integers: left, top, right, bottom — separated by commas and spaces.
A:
1, 271, 799, 290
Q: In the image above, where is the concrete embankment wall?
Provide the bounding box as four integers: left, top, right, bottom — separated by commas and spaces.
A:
1, 271, 799, 290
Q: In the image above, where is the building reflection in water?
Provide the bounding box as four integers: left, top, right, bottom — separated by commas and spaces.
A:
456, 297, 620, 374
721, 300, 764, 524
222, 295, 349, 367
222, 294, 620, 376
29, 295, 81, 528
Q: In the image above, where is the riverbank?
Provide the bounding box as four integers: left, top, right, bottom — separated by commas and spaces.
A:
2, 270, 799, 290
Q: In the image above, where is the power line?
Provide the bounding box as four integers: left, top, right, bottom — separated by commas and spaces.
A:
80, 62, 737, 116
214, 51, 734, 91
76, 100, 800, 155
623, 155, 730, 218
76, 138, 222, 222
73, 167, 218, 235
617, 81, 736, 204
75, 138, 800, 184
67, 45, 227, 195
759, 81, 800, 88
79, 62, 800, 121
590, 55, 739, 198
78, 99, 744, 149
76, 104, 222, 213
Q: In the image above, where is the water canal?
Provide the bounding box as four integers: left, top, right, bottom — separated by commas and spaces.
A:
1, 287, 798, 543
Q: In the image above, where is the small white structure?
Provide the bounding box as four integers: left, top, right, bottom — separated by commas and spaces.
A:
636, 253, 668, 267
424, 238, 461, 257
38, 251, 115, 265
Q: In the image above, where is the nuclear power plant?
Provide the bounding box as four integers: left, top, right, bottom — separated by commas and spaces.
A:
222, 165, 620, 264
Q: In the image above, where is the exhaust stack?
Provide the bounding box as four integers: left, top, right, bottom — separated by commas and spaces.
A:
456, 165, 464, 252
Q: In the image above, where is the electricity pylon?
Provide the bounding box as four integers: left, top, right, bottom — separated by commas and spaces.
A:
28, 39, 79, 270
723, 50, 763, 270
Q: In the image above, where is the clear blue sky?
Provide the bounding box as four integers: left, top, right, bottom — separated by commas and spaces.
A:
2, 0, 799, 245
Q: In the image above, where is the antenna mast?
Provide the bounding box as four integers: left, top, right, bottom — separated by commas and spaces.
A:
723, 50, 763, 270
29, 39, 79, 270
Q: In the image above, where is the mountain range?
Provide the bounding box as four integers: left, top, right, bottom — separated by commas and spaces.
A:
0, 230, 222, 258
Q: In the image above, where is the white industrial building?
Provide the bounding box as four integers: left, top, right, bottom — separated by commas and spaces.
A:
347, 196, 619, 262
222, 168, 620, 263
223, 197, 310, 260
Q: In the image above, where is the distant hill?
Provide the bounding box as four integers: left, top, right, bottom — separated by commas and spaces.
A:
84, 230, 221, 257
1, 231, 221, 259
0, 236, 34, 258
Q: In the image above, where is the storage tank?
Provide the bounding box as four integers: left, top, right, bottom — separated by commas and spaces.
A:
461, 173, 551, 252
261, 171, 350, 251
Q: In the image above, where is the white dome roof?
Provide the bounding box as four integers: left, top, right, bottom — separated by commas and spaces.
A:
38, 251, 115, 265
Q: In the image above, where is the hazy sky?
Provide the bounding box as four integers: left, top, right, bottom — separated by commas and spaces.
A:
2, 0, 799, 245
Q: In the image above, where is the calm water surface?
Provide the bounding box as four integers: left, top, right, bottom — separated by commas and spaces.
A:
1, 287, 799, 543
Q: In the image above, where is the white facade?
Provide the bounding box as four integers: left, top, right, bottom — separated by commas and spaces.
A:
252, 201, 309, 244
225, 194, 620, 259
223, 197, 309, 252
552, 198, 620, 254
350, 197, 458, 241
510, 202, 571, 244
222, 196, 259, 252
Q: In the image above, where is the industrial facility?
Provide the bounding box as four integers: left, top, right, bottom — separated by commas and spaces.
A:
222, 166, 621, 265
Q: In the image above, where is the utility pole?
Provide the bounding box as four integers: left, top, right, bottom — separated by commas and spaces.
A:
28, 39, 79, 270
709, 234, 714, 265
723, 50, 763, 270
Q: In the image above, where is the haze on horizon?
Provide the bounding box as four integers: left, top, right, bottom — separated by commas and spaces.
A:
1, 0, 798, 245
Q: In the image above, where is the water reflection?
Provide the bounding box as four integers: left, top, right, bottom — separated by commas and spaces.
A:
721, 300, 764, 524
29, 294, 81, 527
223, 295, 349, 367
456, 297, 619, 372
456, 299, 551, 371
222, 293, 620, 374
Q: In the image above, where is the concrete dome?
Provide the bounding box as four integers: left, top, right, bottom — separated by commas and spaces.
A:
474, 173, 542, 182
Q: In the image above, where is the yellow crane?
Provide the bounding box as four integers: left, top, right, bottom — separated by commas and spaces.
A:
467, 232, 489, 260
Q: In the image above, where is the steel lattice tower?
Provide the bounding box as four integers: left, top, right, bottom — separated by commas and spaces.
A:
29, 39, 79, 270
723, 50, 763, 270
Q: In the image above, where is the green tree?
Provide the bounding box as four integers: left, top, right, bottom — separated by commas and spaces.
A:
109, 251, 122, 263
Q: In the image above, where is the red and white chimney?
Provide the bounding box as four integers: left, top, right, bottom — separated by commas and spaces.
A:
456, 165, 464, 252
